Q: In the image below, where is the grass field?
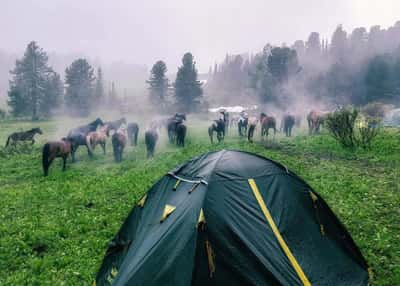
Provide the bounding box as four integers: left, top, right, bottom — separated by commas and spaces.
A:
0, 117, 399, 285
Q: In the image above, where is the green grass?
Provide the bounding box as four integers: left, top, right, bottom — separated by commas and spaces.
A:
0, 118, 399, 285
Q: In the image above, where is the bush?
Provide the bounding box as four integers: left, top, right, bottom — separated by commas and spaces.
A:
325, 107, 358, 148
357, 116, 380, 149
325, 107, 380, 149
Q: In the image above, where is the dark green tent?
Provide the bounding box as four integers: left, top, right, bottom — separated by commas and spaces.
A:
95, 150, 369, 286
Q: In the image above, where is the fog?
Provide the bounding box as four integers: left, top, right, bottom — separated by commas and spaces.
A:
1, 0, 399, 116
1, 0, 399, 72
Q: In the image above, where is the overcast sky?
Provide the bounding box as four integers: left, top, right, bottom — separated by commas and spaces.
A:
1, 0, 399, 72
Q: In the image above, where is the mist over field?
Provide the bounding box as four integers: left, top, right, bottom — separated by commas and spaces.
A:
1, 1, 400, 286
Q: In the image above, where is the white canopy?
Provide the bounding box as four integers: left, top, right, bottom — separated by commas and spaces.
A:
208, 105, 258, 113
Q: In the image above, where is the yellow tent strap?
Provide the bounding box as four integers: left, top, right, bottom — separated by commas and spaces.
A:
173, 179, 181, 191
205, 240, 216, 277
309, 191, 325, 236
188, 183, 200, 194
92, 281, 96, 286
137, 194, 147, 208
248, 179, 311, 286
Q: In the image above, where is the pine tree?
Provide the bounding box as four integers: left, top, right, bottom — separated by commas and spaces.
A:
65, 58, 95, 116
147, 60, 169, 112
40, 72, 63, 117
94, 67, 105, 106
174, 53, 203, 112
7, 41, 52, 120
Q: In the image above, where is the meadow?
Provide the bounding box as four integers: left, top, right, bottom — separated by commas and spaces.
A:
0, 117, 399, 285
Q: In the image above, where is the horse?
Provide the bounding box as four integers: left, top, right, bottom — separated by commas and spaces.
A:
238, 115, 248, 137
112, 127, 127, 163
86, 126, 108, 155
103, 118, 127, 136
220, 110, 229, 133
42, 138, 73, 176
176, 123, 187, 147
167, 113, 186, 143
127, 122, 139, 146
68, 118, 103, 136
260, 113, 277, 140
282, 115, 295, 137
145, 128, 158, 158
247, 116, 258, 143
208, 119, 225, 144
5, 127, 43, 147
307, 110, 327, 135
67, 118, 103, 162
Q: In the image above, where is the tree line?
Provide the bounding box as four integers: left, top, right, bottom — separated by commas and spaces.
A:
207, 21, 400, 108
7, 41, 110, 119
7, 41, 204, 119
147, 52, 203, 113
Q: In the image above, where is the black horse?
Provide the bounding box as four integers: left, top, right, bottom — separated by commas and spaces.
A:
238, 117, 248, 137
167, 113, 186, 143
104, 118, 127, 135
67, 118, 103, 162
5, 127, 43, 147
208, 119, 225, 144
282, 115, 295, 137
176, 123, 187, 147
145, 128, 158, 158
127, 122, 139, 146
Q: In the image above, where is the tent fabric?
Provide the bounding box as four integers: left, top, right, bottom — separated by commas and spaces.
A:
95, 150, 369, 286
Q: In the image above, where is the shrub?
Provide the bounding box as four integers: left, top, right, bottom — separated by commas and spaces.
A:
325, 107, 358, 148
356, 116, 380, 149
325, 107, 380, 149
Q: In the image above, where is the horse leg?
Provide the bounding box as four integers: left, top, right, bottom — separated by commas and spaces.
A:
101, 142, 106, 154
71, 145, 78, 163
62, 156, 67, 171
87, 144, 93, 157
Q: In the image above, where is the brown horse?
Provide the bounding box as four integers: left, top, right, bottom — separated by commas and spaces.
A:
86, 126, 108, 155
42, 138, 73, 176
112, 128, 127, 162
247, 116, 258, 143
307, 110, 328, 135
145, 128, 158, 158
260, 113, 277, 140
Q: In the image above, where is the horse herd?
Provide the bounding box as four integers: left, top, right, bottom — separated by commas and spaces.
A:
4, 113, 188, 176
208, 109, 327, 143
4, 110, 327, 176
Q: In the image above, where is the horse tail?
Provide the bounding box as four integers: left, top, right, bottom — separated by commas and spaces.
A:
42, 143, 50, 176
5, 135, 11, 147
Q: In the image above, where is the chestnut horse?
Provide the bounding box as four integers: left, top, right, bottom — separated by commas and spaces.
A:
86, 126, 108, 155
307, 110, 328, 135
260, 113, 277, 140
112, 128, 127, 162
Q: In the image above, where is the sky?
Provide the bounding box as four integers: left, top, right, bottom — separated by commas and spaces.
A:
0, 0, 399, 72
